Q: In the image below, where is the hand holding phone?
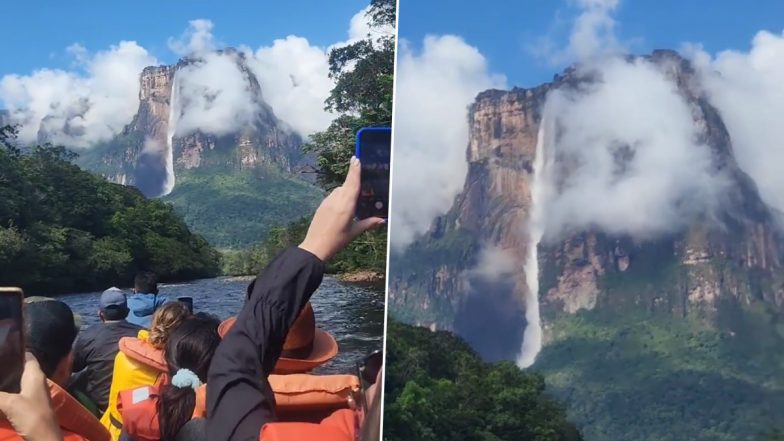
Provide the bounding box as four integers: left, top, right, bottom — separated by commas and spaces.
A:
0, 287, 25, 394
0, 353, 64, 440
299, 158, 385, 262
355, 128, 391, 220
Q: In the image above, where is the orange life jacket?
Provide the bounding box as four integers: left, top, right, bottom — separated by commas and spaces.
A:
118, 336, 167, 371
270, 374, 359, 422
101, 332, 168, 440
0, 425, 90, 441
117, 375, 358, 441
0, 380, 111, 441
260, 408, 357, 441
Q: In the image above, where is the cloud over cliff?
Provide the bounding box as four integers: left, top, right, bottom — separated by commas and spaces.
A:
390, 35, 506, 250
0, 42, 157, 147
391, 0, 784, 251
0, 7, 379, 146
687, 30, 784, 224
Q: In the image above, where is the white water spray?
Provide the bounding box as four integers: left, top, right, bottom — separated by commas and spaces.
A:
517, 106, 554, 368
162, 72, 180, 196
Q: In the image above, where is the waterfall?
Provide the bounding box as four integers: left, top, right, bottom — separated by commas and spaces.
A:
517, 107, 554, 368
163, 72, 180, 196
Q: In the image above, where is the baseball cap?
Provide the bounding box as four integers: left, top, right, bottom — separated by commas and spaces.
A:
100, 287, 128, 311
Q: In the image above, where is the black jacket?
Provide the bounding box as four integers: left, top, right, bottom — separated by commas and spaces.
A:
206, 247, 325, 441
72, 319, 143, 411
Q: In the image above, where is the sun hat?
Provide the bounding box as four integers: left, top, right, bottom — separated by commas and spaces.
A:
218, 302, 338, 374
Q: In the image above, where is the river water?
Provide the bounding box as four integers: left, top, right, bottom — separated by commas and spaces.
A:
59, 276, 385, 375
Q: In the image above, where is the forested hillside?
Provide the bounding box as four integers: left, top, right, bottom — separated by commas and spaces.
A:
384, 319, 583, 441
0, 125, 219, 294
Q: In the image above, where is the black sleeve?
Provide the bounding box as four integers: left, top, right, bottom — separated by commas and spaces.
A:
206, 247, 325, 441
71, 326, 93, 373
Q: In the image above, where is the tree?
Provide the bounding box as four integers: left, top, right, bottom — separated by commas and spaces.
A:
250, 0, 395, 276
384, 320, 584, 441
305, 0, 396, 189
0, 125, 220, 294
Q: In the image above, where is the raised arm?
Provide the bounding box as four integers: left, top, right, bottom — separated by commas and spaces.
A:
206, 157, 384, 441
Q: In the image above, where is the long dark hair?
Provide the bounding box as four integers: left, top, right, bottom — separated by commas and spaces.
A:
158, 316, 220, 441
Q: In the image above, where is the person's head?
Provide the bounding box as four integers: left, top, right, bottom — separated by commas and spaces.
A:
23, 300, 78, 387
192, 312, 220, 328
158, 317, 220, 441
99, 287, 130, 322
149, 302, 191, 349
134, 272, 158, 295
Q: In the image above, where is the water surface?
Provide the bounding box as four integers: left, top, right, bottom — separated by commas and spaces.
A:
60, 276, 385, 374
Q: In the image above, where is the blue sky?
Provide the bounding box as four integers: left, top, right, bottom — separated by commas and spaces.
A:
398, 0, 784, 87
0, 0, 368, 75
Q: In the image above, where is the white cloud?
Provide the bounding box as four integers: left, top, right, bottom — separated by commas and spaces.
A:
687, 30, 784, 221
168, 19, 218, 57
467, 244, 519, 281
174, 51, 258, 137
0, 41, 157, 147
0, 6, 378, 145
534, 0, 624, 66
390, 35, 507, 251
539, 57, 728, 240
344, 5, 395, 47
245, 37, 335, 137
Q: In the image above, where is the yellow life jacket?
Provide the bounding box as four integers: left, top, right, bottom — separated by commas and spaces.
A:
100, 330, 167, 440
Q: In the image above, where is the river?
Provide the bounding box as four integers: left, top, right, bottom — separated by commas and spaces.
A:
59, 276, 385, 375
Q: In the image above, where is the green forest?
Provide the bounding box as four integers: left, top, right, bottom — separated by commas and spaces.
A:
535, 308, 784, 441
384, 319, 583, 441
163, 167, 321, 249
222, 0, 394, 278
0, 125, 219, 295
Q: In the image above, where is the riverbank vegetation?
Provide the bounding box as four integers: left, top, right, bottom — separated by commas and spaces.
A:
0, 125, 220, 295
220, 216, 387, 277
384, 319, 583, 441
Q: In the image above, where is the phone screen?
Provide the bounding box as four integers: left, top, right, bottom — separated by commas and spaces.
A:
0, 288, 24, 393
355, 128, 391, 220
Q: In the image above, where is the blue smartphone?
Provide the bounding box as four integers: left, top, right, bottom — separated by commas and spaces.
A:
355, 127, 391, 220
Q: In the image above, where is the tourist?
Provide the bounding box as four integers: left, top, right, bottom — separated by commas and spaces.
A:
206, 157, 386, 440
15, 299, 110, 441
0, 353, 67, 441
118, 315, 220, 441
127, 272, 168, 329
101, 302, 190, 440
72, 288, 142, 412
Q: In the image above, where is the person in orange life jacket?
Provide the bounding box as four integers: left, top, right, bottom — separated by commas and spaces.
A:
206, 157, 386, 441
101, 302, 191, 439
0, 353, 66, 441
72, 288, 142, 412
2, 299, 111, 441
117, 315, 220, 441
127, 273, 168, 329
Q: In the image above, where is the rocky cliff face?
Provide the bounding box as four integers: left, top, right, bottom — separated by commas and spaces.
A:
84, 49, 303, 197
389, 50, 784, 360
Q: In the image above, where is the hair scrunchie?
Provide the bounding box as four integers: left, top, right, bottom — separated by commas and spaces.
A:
171, 368, 202, 391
